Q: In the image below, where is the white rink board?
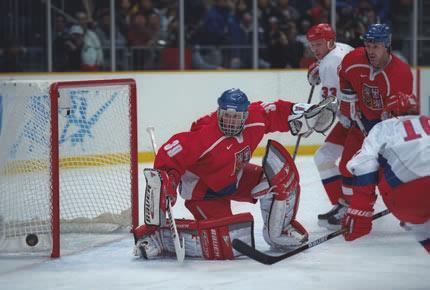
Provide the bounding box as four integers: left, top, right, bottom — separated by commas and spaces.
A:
0, 68, 424, 154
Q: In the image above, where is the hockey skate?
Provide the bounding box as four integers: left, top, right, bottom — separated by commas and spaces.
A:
317, 199, 348, 230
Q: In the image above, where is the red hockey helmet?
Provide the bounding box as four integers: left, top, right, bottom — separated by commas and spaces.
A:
306, 23, 336, 42
383, 92, 419, 118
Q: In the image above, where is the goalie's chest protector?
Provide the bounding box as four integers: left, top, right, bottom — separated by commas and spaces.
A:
187, 119, 266, 198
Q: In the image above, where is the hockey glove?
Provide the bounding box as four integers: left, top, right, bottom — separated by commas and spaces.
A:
288, 103, 314, 137
304, 96, 337, 134
383, 92, 418, 119
307, 62, 321, 86
342, 193, 376, 241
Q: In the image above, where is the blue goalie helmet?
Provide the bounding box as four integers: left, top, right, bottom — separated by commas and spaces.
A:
362, 24, 391, 48
218, 88, 250, 112
217, 89, 250, 136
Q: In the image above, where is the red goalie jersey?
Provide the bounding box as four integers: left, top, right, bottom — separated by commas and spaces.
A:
338, 47, 413, 133
154, 100, 295, 201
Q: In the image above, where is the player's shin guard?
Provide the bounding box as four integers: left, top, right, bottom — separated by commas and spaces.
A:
322, 179, 342, 205
314, 142, 344, 205
133, 213, 254, 260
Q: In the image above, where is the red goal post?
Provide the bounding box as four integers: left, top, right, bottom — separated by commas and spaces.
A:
0, 78, 138, 257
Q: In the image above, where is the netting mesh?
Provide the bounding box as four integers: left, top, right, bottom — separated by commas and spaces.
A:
0, 80, 135, 256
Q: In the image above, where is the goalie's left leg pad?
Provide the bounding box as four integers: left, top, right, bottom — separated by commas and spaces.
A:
262, 140, 299, 200
260, 191, 308, 251
260, 140, 308, 250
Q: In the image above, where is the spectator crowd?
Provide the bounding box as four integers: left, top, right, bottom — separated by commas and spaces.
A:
0, 0, 404, 72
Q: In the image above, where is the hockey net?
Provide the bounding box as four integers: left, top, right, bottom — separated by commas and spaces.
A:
0, 79, 138, 257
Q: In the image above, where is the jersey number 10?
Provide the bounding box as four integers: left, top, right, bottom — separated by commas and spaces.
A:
402, 116, 430, 142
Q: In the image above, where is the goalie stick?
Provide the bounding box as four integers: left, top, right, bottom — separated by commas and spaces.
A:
232, 209, 390, 265
146, 127, 185, 263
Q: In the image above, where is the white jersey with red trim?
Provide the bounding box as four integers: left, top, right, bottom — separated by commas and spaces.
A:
347, 115, 430, 183
318, 42, 353, 100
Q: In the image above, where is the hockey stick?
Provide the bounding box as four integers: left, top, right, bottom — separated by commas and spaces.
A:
146, 127, 186, 263
232, 209, 390, 265
292, 85, 315, 160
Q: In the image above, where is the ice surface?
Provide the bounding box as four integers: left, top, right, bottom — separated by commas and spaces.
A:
1, 157, 429, 290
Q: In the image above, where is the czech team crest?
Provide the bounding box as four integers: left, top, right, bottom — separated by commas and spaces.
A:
362, 84, 383, 110
233, 146, 251, 175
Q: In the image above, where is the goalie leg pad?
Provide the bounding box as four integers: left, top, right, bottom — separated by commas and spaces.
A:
260, 189, 308, 250
198, 213, 254, 260
260, 140, 308, 250
260, 139, 308, 249
134, 220, 201, 259
133, 224, 164, 259
262, 140, 300, 200
133, 214, 254, 260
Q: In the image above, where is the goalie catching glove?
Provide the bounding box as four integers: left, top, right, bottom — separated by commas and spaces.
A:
288, 96, 337, 136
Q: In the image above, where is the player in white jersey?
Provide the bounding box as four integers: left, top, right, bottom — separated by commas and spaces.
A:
306, 23, 354, 229
342, 92, 430, 254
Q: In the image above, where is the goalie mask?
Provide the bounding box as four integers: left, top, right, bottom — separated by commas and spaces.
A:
217, 89, 250, 136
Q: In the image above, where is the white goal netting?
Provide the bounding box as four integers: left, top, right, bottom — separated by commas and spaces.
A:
0, 79, 138, 256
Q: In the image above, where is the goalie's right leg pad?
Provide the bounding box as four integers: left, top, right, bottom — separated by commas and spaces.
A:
133, 224, 165, 259
133, 213, 254, 260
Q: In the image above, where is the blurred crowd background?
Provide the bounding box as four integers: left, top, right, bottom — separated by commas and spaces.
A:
0, 0, 426, 72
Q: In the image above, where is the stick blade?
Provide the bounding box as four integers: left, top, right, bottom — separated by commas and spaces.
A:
232, 239, 282, 265
176, 237, 186, 263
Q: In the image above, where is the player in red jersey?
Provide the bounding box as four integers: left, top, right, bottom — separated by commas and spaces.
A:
320, 24, 414, 229
132, 88, 336, 260
305, 23, 354, 229
342, 93, 430, 254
